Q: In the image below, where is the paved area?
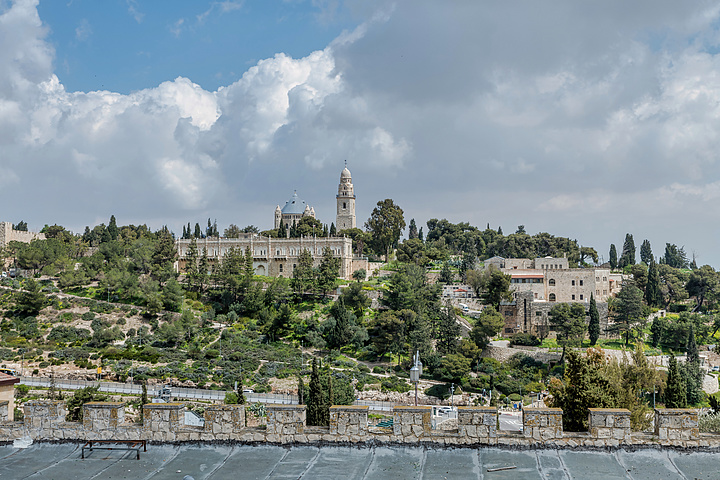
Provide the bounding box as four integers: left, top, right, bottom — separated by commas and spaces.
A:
1, 443, 718, 479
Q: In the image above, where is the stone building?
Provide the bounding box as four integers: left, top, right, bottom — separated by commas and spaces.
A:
335, 165, 356, 231
486, 257, 621, 337
176, 234, 367, 280
274, 192, 316, 230
0, 222, 45, 249
177, 166, 367, 281
0, 372, 19, 421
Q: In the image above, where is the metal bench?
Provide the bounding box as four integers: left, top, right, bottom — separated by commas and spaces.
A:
81, 440, 147, 460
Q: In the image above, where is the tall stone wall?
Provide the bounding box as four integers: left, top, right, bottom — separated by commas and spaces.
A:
0, 222, 45, 249
0, 402, 716, 449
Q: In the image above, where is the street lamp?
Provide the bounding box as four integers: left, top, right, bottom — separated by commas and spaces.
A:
409, 350, 422, 406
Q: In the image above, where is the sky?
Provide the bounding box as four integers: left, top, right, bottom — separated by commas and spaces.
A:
2, 0, 720, 268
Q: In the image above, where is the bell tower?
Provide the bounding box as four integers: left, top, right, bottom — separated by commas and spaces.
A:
336, 162, 356, 231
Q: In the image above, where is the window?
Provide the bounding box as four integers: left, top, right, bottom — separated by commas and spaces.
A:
572, 295, 576, 300
549, 279, 556, 286
343, 202, 346, 209
603, 277, 607, 281
580, 294, 584, 300
580, 280, 584, 286
572, 280, 576, 286
549, 293, 556, 301
279, 264, 283, 272
536, 311, 542, 316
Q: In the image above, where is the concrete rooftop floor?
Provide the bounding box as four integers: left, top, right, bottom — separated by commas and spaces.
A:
0, 443, 718, 479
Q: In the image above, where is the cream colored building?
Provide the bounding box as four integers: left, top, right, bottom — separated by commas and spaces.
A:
0, 222, 45, 249
177, 166, 366, 280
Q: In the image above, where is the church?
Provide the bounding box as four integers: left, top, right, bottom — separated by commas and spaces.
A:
176, 166, 368, 280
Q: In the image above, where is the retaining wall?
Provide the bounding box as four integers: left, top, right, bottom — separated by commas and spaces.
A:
0, 402, 715, 448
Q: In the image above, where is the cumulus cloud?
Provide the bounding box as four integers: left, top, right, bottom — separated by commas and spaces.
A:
2, 0, 720, 265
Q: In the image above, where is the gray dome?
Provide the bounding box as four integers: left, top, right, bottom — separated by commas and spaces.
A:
281, 192, 309, 214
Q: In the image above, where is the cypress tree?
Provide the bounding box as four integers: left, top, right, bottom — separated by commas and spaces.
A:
307, 358, 322, 425
665, 355, 687, 408
329, 222, 336, 237
418, 227, 424, 242
619, 233, 636, 268
588, 293, 600, 346
609, 244, 617, 270
686, 325, 699, 364
108, 215, 119, 240
640, 239, 653, 265
684, 325, 704, 405
645, 260, 661, 307
298, 376, 304, 405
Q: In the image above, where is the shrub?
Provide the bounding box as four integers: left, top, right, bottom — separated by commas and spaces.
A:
15, 384, 30, 398
65, 386, 108, 421
224, 391, 239, 404
509, 333, 541, 347
699, 411, 720, 433
380, 376, 411, 393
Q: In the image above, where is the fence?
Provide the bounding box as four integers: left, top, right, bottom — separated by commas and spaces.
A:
19, 377, 297, 404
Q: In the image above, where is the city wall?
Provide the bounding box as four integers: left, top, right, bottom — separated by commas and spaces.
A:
0, 401, 717, 449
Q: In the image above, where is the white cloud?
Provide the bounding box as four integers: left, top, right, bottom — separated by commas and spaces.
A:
74, 18, 91, 41
3, 0, 720, 266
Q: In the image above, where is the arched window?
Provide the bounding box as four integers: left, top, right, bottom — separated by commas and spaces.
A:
343, 202, 346, 209
549, 293, 556, 302
549, 279, 556, 286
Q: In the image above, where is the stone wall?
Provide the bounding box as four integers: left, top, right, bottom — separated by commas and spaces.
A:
0, 222, 45, 249
457, 406, 497, 443
523, 408, 563, 441
0, 402, 717, 449
330, 405, 368, 438
655, 408, 698, 444
588, 408, 630, 444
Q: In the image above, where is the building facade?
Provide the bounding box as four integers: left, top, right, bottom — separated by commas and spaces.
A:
178, 165, 366, 281
176, 234, 367, 280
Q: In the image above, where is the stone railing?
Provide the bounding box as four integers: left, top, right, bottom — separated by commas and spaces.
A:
0, 402, 712, 448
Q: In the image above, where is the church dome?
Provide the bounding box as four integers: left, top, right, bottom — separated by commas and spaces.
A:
340, 167, 351, 179
281, 191, 310, 215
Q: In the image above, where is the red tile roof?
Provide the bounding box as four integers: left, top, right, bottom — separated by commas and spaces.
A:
0, 372, 20, 386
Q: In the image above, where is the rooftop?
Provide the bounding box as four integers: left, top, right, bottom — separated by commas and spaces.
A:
0, 443, 716, 479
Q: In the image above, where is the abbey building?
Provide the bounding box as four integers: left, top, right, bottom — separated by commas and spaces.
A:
176, 166, 366, 280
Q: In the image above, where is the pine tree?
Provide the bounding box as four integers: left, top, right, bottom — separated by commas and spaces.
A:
307, 359, 323, 425
588, 293, 600, 346
609, 244, 618, 270
640, 239, 653, 265
436, 301, 461, 355
665, 355, 687, 408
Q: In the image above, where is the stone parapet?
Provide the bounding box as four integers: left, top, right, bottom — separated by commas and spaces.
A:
266, 405, 305, 436
2, 400, 720, 449
142, 402, 184, 442
655, 408, 698, 445
204, 405, 245, 438
329, 405, 368, 437
523, 408, 563, 441
457, 406, 497, 444
83, 402, 125, 431
393, 406, 431, 440
588, 408, 630, 444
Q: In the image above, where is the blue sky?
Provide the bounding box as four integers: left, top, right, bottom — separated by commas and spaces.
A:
2, 0, 720, 267
38, 0, 357, 93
